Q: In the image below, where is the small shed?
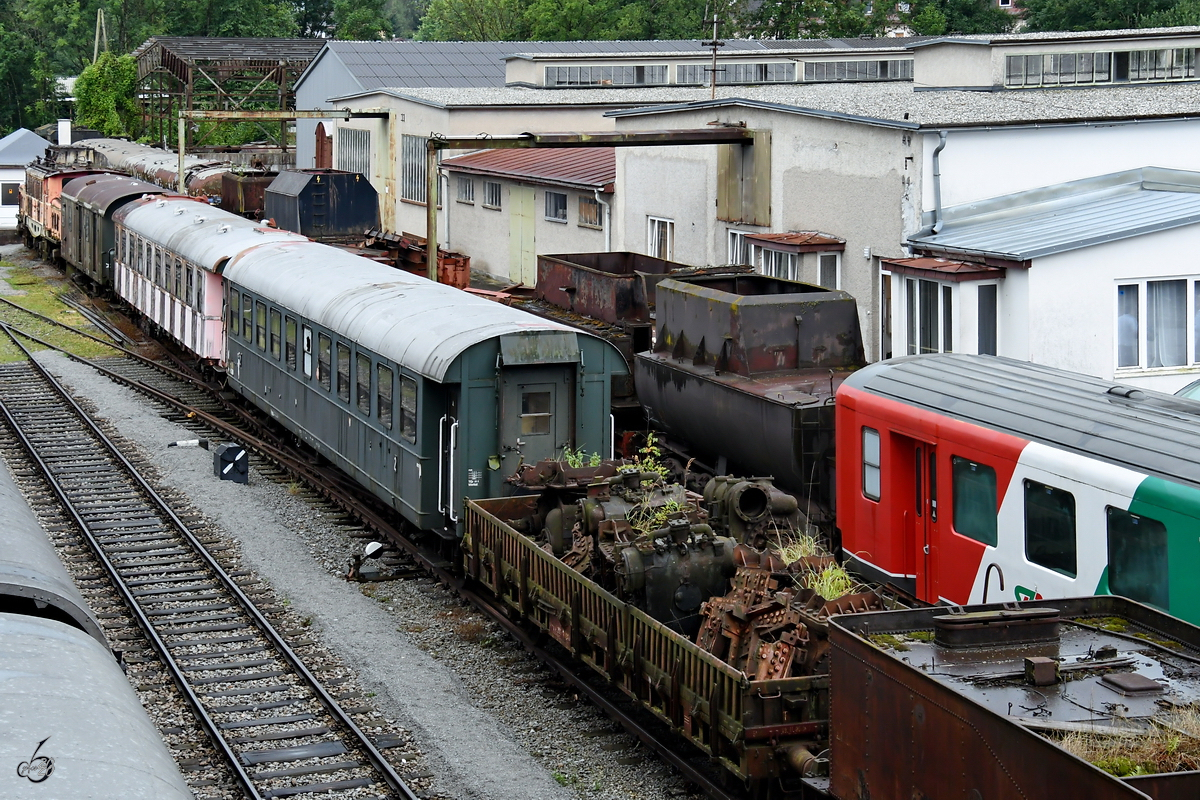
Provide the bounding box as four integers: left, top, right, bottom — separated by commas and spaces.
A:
263, 169, 378, 241
0, 128, 51, 232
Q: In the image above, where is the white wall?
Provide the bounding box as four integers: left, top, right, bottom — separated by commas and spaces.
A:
923, 119, 1200, 212
0, 167, 22, 230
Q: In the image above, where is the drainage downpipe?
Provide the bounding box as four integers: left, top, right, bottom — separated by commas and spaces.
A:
594, 189, 611, 252
932, 130, 948, 234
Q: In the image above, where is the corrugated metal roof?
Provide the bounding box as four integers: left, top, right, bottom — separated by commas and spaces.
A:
909, 167, 1200, 261
0, 128, 51, 168
134, 36, 324, 65
62, 173, 164, 214
222, 239, 593, 381
842, 353, 1200, 490
441, 147, 615, 191
308, 38, 890, 90
881, 256, 1005, 281
745, 231, 844, 251
114, 196, 307, 272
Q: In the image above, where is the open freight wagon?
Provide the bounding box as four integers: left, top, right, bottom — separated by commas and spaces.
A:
464, 495, 829, 795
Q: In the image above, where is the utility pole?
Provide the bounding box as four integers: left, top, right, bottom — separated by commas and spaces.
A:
93, 8, 109, 63
702, 15, 726, 100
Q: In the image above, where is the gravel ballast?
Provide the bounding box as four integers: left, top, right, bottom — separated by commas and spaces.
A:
33, 350, 701, 800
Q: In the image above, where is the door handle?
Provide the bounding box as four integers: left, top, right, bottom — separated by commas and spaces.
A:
923, 545, 930, 555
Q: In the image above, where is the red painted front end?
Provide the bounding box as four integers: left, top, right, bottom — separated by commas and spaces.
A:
836, 382, 1027, 605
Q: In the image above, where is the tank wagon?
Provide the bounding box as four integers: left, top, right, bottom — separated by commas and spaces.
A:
837, 353, 1200, 626
0, 463, 194, 800
219, 239, 627, 537
83, 138, 237, 198
59, 174, 165, 287
637, 274, 866, 519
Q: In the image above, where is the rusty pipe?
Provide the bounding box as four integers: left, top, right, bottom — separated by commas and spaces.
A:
779, 744, 817, 776
983, 562, 1005, 603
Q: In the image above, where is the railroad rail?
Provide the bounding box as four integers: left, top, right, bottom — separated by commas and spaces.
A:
0, 303, 739, 799
0, 324, 420, 800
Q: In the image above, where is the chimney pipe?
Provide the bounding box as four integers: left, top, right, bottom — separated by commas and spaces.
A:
57, 119, 72, 146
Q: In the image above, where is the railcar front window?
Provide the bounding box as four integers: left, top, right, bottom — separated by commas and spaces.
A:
378, 365, 393, 429
521, 391, 552, 435
242, 293, 253, 341
1107, 506, 1169, 609
285, 317, 297, 370
356, 353, 371, 415
269, 310, 281, 360
256, 302, 267, 351
400, 376, 417, 443
951, 457, 997, 547
317, 334, 332, 391
1024, 479, 1077, 578
336, 343, 351, 403
862, 427, 881, 501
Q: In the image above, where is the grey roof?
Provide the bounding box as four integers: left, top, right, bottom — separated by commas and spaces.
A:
336, 84, 713, 107
0, 128, 51, 168
604, 79, 1200, 128
843, 353, 1200, 491
222, 238, 589, 381
910, 24, 1200, 47
62, 173, 164, 214
302, 37, 928, 92
0, 460, 105, 645
908, 167, 1200, 261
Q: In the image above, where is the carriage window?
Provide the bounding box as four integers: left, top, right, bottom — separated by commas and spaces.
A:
155, 248, 162, 286
138, 240, 144, 273
242, 293, 253, 341
163, 255, 172, 292
174, 258, 183, 297
862, 427, 880, 501
377, 364, 393, 429
230, 291, 240, 329
336, 343, 351, 403
195, 271, 204, 312
521, 391, 552, 435
256, 302, 267, 351
317, 334, 332, 391
400, 376, 417, 443
1107, 507, 1168, 609
269, 309, 281, 359
186, 264, 194, 307
952, 457, 997, 547
1024, 479, 1077, 577
356, 353, 371, 415
285, 316, 297, 370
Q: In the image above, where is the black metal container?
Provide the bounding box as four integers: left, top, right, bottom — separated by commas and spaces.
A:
264, 169, 378, 241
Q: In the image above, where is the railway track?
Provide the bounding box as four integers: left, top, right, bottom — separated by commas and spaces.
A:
0, 295, 737, 798
0, 325, 420, 800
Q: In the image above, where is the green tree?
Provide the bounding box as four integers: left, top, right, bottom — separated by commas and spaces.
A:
1020, 0, 1171, 30
1140, 0, 1200, 23
335, 0, 394, 38
908, 1, 948, 33
294, 0, 335, 35
904, 0, 1012, 34
417, 0, 528, 39
74, 51, 139, 136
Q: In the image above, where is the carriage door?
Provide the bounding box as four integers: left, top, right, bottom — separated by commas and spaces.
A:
500, 366, 573, 471
895, 434, 939, 602
439, 391, 459, 523
301, 326, 313, 377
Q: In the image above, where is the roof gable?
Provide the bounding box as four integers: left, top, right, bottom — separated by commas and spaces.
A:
0, 128, 51, 167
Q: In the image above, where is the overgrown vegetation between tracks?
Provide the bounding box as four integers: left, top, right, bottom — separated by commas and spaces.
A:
0, 262, 121, 362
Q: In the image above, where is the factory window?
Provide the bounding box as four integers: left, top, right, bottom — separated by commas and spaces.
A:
1, 182, 18, 205
336, 127, 371, 177
1107, 506, 1169, 609
256, 301, 267, 351
952, 456, 997, 547
1024, 480, 1077, 578
678, 62, 796, 84
229, 291, 239, 333
400, 375, 417, 443
1004, 48, 1195, 88
1115, 277, 1200, 370
819, 252, 840, 290
242, 292, 253, 342
285, 317, 297, 370
483, 181, 502, 210
905, 278, 953, 355
978, 284, 998, 356
862, 427, 881, 501
377, 364, 393, 429
648, 217, 674, 260
521, 391, 551, 435
317, 334, 332, 392
356, 353, 371, 415
401, 134, 428, 204
579, 197, 603, 229
545, 191, 567, 222
186, 265, 194, 308
456, 176, 475, 204
269, 309, 281, 360
545, 64, 669, 87
754, 247, 797, 281
802, 59, 912, 82
336, 343, 351, 403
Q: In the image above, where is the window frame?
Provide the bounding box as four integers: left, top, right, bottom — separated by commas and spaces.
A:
578, 196, 603, 229
648, 216, 674, 260
818, 251, 841, 290
482, 181, 502, 210
400, 375, 418, 443
255, 301, 267, 351
1106, 505, 1169, 609
317, 333, 332, 392
951, 456, 998, 547
456, 175, 475, 205
378, 364, 394, 430
905, 277, 954, 355
753, 246, 798, 281
1023, 478, 1078, 578
0, 182, 19, 206
284, 316, 297, 370
727, 230, 754, 266
241, 292, 253, 342
336, 343, 352, 403
544, 191, 568, 223
862, 427, 881, 501
269, 308, 282, 360
355, 352, 372, 415
1115, 276, 1200, 373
